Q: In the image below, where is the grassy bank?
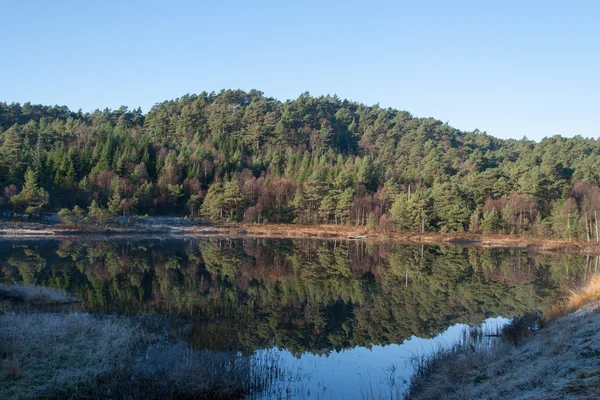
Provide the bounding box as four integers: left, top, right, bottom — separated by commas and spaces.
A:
405, 276, 600, 399
0, 283, 78, 304
0, 286, 285, 400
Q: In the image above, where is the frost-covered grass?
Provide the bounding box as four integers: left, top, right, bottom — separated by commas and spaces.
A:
0, 312, 285, 400
405, 276, 600, 400
0, 312, 143, 399
0, 283, 78, 304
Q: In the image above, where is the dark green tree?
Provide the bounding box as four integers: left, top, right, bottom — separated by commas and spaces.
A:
11, 168, 49, 216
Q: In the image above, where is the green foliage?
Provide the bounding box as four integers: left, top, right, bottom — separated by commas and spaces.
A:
468, 209, 481, 233
1, 93, 600, 237
201, 183, 225, 220
200, 180, 246, 221
390, 191, 430, 232
187, 194, 203, 218
58, 205, 85, 227
481, 208, 502, 234
549, 199, 580, 240
0, 238, 587, 355
10, 168, 48, 216
430, 183, 471, 233
87, 199, 111, 225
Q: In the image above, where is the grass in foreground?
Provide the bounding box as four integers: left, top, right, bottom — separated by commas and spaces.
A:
0, 312, 285, 400
405, 275, 600, 400
546, 274, 600, 321
405, 326, 502, 399
0, 283, 78, 304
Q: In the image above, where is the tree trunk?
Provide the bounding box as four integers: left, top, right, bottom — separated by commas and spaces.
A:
594, 210, 600, 242
586, 214, 590, 242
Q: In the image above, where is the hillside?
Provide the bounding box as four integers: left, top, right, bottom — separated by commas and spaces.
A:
1, 90, 600, 238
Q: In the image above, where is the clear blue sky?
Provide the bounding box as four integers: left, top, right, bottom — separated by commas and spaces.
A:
1, 0, 598, 141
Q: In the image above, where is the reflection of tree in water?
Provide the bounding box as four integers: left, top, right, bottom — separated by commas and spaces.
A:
7, 246, 47, 284
0, 239, 591, 354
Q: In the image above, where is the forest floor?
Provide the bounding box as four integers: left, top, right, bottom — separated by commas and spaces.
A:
2, 218, 600, 254
406, 276, 600, 400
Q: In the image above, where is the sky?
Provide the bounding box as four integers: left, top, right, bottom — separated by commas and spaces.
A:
1, 0, 598, 141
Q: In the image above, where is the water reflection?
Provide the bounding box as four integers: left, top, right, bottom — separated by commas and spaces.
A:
0, 238, 590, 352
262, 316, 509, 399
0, 238, 593, 397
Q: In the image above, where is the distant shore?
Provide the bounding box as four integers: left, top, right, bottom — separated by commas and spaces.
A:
1, 218, 600, 254
199, 223, 600, 254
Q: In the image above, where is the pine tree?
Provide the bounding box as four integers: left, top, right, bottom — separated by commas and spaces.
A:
469, 209, 481, 233
87, 199, 110, 225
480, 208, 502, 234
11, 168, 49, 216
221, 180, 245, 221
58, 205, 85, 228
318, 193, 337, 223
201, 182, 224, 220
336, 187, 354, 225
2, 124, 23, 176
32, 132, 44, 182
430, 182, 471, 233
108, 190, 124, 216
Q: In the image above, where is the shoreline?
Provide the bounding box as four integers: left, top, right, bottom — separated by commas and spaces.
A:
407, 276, 600, 399
1, 222, 598, 252
2, 221, 600, 254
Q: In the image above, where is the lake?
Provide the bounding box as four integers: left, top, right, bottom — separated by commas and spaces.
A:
0, 237, 593, 398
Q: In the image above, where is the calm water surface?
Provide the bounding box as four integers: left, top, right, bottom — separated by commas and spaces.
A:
0, 237, 593, 398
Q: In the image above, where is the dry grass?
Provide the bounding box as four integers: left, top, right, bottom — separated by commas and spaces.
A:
500, 311, 545, 345
546, 275, 600, 321
0, 312, 285, 400
405, 326, 502, 399
0, 283, 78, 304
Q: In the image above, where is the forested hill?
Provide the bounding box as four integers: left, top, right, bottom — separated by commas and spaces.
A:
1, 90, 600, 238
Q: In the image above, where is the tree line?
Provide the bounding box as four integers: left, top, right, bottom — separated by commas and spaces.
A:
1, 90, 600, 239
